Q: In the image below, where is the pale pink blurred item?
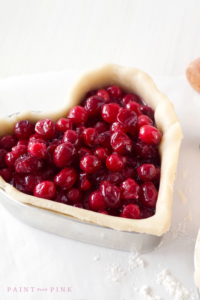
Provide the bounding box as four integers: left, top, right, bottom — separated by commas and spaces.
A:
186, 57, 200, 92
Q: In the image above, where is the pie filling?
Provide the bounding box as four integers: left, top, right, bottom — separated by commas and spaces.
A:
0, 85, 162, 220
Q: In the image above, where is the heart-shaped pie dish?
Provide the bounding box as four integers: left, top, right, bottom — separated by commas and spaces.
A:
0, 64, 182, 236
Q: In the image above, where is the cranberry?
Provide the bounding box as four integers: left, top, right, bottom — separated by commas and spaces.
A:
78, 176, 91, 191
137, 164, 156, 182
17, 140, 28, 146
96, 89, 110, 103
53, 142, 77, 168
98, 210, 109, 215
0, 149, 8, 168
110, 122, 127, 134
90, 167, 109, 187
106, 154, 124, 172
127, 157, 140, 169
120, 204, 140, 219
46, 144, 57, 164
94, 147, 109, 162
10, 174, 29, 194
84, 96, 105, 117
111, 132, 132, 155
81, 128, 98, 148
78, 147, 92, 159
0, 135, 17, 151
34, 181, 56, 200
0, 168, 13, 182
108, 171, 124, 185
15, 155, 44, 174
28, 142, 47, 159
53, 190, 70, 204
140, 105, 154, 120
120, 178, 140, 200
152, 167, 161, 184
5, 152, 16, 168
24, 174, 43, 192
76, 125, 86, 136
135, 141, 156, 158
100, 181, 121, 208
54, 167, 77, 189
98, 131, 112, 148
117, 109, 138, 135
80, 155, 102, 174
35, 119, 56, 139
62, 130, 81, 147
68, 106, 88, 126
94, 122, 109, 134
56, 118, 73, 132
12, 145, 27, 158
54, 131, 64, 140
29, 134, 47, 145
102, 103, 120, 124
122, 167, 136, 180
140, 207, 154, 219
139, 125, 162, 146
125, 102, 142, 116
121, 94, 141, 106
66, 188, 83, 203
14, 120, 34, 139
89, 191, 107, 211
141, 182, 158, 208
137, 115, 153, 130
107, 85, 123, 99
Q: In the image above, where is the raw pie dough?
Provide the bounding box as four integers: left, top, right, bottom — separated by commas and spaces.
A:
0, 64, 183, 236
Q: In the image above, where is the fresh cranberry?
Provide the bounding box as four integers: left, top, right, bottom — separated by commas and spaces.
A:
68, 106, 88, 126
53, 190, 70, 204
122, 167, 136, 180
102, 103, 120, 124
12, 145, 27, 158
17, 140, 28, 146
107, 85, 123, 99
84, 96, 105, 117
98, 131, 112, 148
120, 178, 140, 200
66, 188, 83, 203
106, 154, 124, 172
78, 147, 92, 159
96, 89, 110, 103
14, 120, 34, 139
34, 181, 56, 200
35, 119, 56, 139
137, 115, 153, 130
76, 125, 86, 136
0, 135, 17, 151
15, 155, 44, 174
24, 174, 43, 192
110, 122, 127, 134
94, 122, 109, 134
117, 109, 138, 135
56, 118, 73, 132
0, 149, 8, 168
10, 174, 29, 194
108, 171, 124, 185
120, 204, 140, 219
94, 147, 109, 162
80, 155, 102, 174
62, 130, 81, 147
29, 134, 47, 145
140, 105, 154, 120
152, 167, 161, 184
5, 152, 16, 168
81, 128, 98, 148
53, 142, 77, 168
98, 210, 109, 215
90, 167, 109, 187
111, 132, 132, 155
78, 173, 91, 191
54, 167, 77, 189
121, 94, 141, 106
141, 182, 158, 208
137, 164, 156, 182
125, 102, 142, 116
100, 181, 121, 208
139, 125, 162, 146
135, 141, 156, 158
140, 207, 154, 219
0, 168, 13, 182
89, 191, 107, 211
28, 142, 47, 159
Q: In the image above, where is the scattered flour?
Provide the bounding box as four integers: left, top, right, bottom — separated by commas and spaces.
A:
99, 263, 126, 286
169, 220, 195, 244
135, 285, 161, 300
177, 189, 187, 204
93, 253, 101, 261
156, 269, 196, 300
128, 252, 145, 271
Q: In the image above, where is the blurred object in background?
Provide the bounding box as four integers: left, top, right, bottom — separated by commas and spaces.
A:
186, 57, 200, 92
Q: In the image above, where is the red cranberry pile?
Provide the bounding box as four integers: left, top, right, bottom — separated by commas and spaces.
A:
0, 86, 162, 220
